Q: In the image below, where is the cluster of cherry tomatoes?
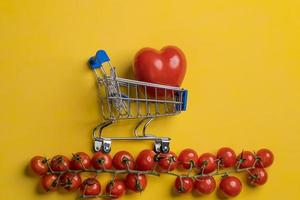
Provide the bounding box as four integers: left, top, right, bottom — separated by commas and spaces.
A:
30, 147, 273, 199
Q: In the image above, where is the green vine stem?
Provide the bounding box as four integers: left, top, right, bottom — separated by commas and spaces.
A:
42, 154, 261, 199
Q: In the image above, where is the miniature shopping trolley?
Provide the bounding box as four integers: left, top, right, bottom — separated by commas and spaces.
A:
88, 50, 188, 153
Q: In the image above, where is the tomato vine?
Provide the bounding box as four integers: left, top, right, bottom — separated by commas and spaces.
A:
29, 148, 274, 199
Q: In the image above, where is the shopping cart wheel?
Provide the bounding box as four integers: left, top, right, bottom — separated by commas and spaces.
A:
94, 139, 102, 152
101, 139, 112, 153
94, 139, 111, 153
160, 141, 170, 153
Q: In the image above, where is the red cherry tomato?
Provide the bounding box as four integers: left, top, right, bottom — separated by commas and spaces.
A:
178, 149, 198, 169
219, 176, 242, 197
70, 152, 91, 170
126, 173, 147, 192
237, 151, 255, 169
197, 153, 217, 174
135, 149, 156, 171
216, 147, 237, 168
50, 155, 70, 171
255, 148, 274, 168
248, 168, 268, 186
157, 151, 178, 171
80, 178, 101, 196
134, 46, 186, 97
60, 173, 82, 191
92, 152, 112, 170
30, 156, 49, 175
112, 151, 135, 170
106, 179, 126, 198
174, 177, 193, 193
193, 176, 216, 195
41, 174, 58, 192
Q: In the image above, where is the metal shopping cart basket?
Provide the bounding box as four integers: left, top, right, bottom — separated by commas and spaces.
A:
88, 50, 188, 153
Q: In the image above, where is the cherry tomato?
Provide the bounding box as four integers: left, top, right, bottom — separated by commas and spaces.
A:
193, 176, 216, 195
216, 147, 237, 168
80, 178, 101, 196
70, 152, 91, 170
197, 153, 217, 174
237, 151, 255, 169
126, 173, 147, 192
248, 168, 268, 186
41, 174, 59, 192
112, 151, 135, 170
106, 179, 126, 198
255, 148, 274, 168
219, 176, 242, 197
174, 177, 193, 193
30, 156, 49, 175
134, 46, 186, 97
178, 149, 198, 169
60, 173, 82, 191
157, 151, 178, 171
92, 152, 112, 170
50, 155, 70, 172
135, 149, 156, 171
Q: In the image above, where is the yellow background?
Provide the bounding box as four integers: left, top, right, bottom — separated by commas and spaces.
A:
1, 0, 300, 199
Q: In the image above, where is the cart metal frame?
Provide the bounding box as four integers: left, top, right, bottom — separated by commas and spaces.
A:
89, 50, 188, 153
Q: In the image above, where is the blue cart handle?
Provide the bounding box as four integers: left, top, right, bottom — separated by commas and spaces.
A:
88, 50, 110, 69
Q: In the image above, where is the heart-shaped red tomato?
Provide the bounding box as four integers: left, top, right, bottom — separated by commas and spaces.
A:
133, 46, 186, 88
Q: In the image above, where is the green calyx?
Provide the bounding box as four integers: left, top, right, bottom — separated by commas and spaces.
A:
122, 157, 130, 164
135, 179, 143, 191
56, 156, 64, 164
51, 178, 58, 188
190, 160, 195, 168
73, 154, 81, 161
221, 173, 229, 179
167, 156, 176, 163
178, 177, 185, 193
201, 160, 208, 167
97, 158, 105, 165
154, 154, 161, 162
41, 158, 48, 164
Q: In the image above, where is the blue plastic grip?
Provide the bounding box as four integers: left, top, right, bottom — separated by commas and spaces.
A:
96, 50, 110, 64
181, 90, 188, 111
88, 57, 100, 69
88, 50, 110, 69
176, 90, 188, 111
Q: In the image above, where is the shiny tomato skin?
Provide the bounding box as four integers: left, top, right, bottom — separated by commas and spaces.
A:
126, 173, 147, 192
158, 151, 178, 171
41, 174, 59, 192
248, 168, 268, 186
92, 152, 112, 170
178, 149, 198, 169
30, 156, 49, 175
60, 173, 82, 191
70, 152, 91, 170
135, 149, 156, 171
216, 147, 237, 168
80, 178, 101, 196
219, 176, 242, 197
112, 151, 135, 170
106, 179, 126, 198
134, 46, 186, 87
237, 151, 255, 169
50, 155, 70, 172
193, 176, 216, 195
255, 148, 274, 168
197, 153, 217, 174
174, 177, 193, 193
